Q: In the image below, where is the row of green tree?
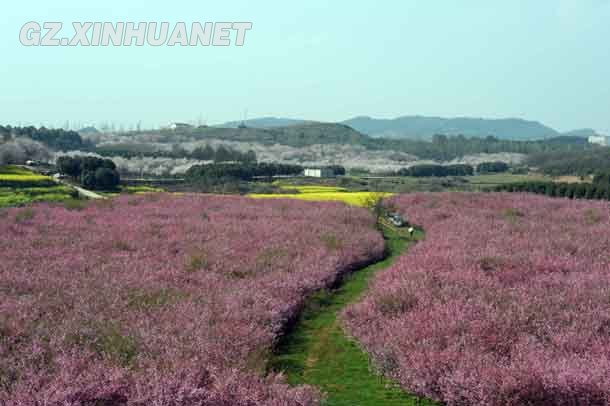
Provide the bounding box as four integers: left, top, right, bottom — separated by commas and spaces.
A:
56, 156, 120, 190
0, 126, 88, 151
96, 143, 257, 163
394, 161, 509, 177
324, 165, 347, 176
495, 179, 610, 201
367, 134, 591, 161
526, 149, 610, 176
476, 161, 510, 173
182, 125, 595, 162
396, 164, 474, 177
190, 145, 256, 162
186, 163, 304, 182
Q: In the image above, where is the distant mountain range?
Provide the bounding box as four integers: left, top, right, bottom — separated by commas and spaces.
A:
220, 115, 601, 141
341, 116, 561, 141
561, 128, 601, 138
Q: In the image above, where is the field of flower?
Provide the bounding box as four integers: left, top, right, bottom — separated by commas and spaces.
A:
343, 193, 610, 405
250, 185, 392, 207
0, 194, 383, 405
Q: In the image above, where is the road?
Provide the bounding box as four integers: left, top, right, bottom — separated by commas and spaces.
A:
60, 181, 106, 200
121, 178, 185, 183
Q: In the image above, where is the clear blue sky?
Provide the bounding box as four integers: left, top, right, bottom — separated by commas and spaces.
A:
1, 0, 609, 133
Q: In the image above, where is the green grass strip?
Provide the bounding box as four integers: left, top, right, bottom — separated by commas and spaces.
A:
269, 226, 436, 405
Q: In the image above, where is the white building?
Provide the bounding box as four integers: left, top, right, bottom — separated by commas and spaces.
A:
304, 168, 334, 178
588, 135, 610, 146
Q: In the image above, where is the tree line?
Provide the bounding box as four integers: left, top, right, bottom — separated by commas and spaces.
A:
96, 143, 257, 163
526, 148, 610, 176
186, 163, 304, 182
366, 134, 592, 161
180, 125, 594, 162
326, 165, 346, 176
0, 126, 88, 151
394, 161, 509, 177
495, 175, 610, 201
396, 164, 474, 177
56, 156, 120, 190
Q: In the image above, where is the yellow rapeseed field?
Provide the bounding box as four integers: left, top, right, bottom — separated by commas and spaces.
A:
0, 166, 55, 188
0, 166, 76, 207
0, 173, 50, 182
0, 166, 50, 182
250, 184, 392, 207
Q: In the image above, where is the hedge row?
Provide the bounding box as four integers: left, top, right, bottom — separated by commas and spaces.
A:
495, 181, 610, 200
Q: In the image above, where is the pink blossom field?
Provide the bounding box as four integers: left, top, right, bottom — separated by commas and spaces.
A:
344, 193, 610, 405
0, 194, 383, 405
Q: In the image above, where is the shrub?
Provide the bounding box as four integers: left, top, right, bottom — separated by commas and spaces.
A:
59, 156, 120, 190
584, 208, 603, 225
81, 168, 120, 191
126, 288, 185, 310
63, 199, 87, 211
184, 252, 209, 273
68, 321, 138, 367
477, 161, 509, 173
112, 240, 134, 252
320, 233, 342, 250
501, 207, 524, 222
14, 207, 35, 223
93, 167, 120, 190
344, 193, 610, 405
1, 194, 382, 404
478, 256, 505, 273
255, 247, 289, 269
303, 289, 334, 316
375, 290, 419, 316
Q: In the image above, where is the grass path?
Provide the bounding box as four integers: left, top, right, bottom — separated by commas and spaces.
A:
269, 226, 436, 405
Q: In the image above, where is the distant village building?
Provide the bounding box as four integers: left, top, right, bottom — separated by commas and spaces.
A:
588, 135, 610, 146
304, 168, 335, 178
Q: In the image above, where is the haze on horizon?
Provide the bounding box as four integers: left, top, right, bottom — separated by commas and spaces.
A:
0, 0, 609, 134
